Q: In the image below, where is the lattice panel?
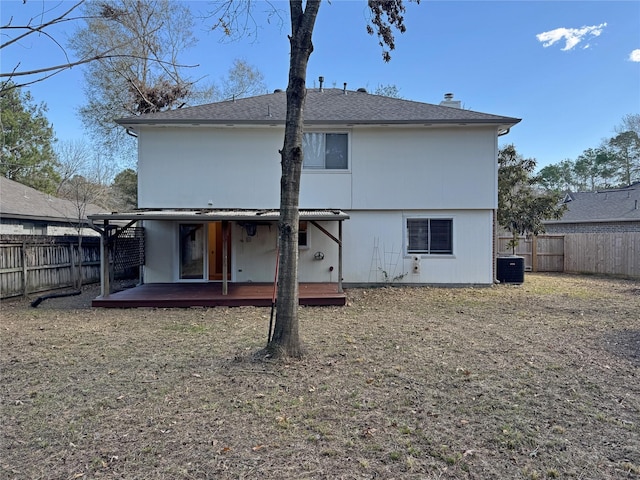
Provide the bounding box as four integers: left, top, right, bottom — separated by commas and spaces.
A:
112, 227, 145, 272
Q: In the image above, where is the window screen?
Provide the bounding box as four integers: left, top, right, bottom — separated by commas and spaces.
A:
303, 132, 348, 169
407, 218, 453, 255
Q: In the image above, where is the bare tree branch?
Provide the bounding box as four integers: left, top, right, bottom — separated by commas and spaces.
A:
0, 2, 197, 95
0, 53, 197, 94
0, 1, 85, 50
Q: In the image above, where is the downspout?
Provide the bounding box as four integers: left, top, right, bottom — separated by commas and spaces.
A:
126, 128, 138, 138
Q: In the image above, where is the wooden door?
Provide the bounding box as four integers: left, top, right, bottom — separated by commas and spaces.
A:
208, 222, 231, 281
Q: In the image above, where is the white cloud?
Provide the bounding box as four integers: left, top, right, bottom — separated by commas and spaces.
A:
630, 49, 640, 62
536, 23, 607, 51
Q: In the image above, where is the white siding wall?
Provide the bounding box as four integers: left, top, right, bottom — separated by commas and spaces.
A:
137, 123, 499, 285
139, 128, 283, 209
343, 210, 494, 285
143, 220, 340, 283
138, 125, 498, 211
351, 127, 498, 210
143, 211, 493, 285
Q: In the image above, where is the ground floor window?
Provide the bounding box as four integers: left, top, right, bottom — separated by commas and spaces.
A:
299, 221, 309, 248
406, 218, 453, 255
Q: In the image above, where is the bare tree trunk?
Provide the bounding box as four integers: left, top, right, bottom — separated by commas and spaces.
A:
268, 0, 320, 358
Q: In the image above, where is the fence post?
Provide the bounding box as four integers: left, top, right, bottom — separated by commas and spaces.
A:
21, 240, 28, 297
532, 235, 538, 272
69, 243, 76, 289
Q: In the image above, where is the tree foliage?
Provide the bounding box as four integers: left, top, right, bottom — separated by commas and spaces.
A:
68, 0, 202, 164
111, 168, 138, 210
0, 83, 59, 193
373, 83, 403, 98
498, 145, 566, 253
0, 0, 194, 95
56, 140, 114, 211
537, 114, 640, 192
367, 0, 411, 62
609, 130, 640, 186
218, 59, 267, 100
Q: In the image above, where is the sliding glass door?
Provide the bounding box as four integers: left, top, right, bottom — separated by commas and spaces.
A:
179, 224, 205, 280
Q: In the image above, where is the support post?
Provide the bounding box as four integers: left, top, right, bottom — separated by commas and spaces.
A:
532, 234, 538, 272
100, 220, 110, 297
222, 220, 228, 295
338, 221, 343, 293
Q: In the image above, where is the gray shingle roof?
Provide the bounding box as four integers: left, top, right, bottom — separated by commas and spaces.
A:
546, 182, 640, 224
117, 88, 521, 128
0, 176, 105, 223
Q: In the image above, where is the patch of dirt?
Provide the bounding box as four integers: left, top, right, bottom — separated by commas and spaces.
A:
1, 273, 639, 479
604, 329, 640, 367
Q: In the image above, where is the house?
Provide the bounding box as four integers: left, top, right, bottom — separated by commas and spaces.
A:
0, 176, 102, 236
544, 182, 640, 233
89, 87, 520, 306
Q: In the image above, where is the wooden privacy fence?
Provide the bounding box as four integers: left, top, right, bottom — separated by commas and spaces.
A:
0, 235, 100, 299
498, 235, 565, 272
564, 232, 640, 278
498, 232, 640, 277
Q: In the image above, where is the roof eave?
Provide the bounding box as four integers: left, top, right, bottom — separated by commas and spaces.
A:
117, 118, 521, 128
0, 213, 93, 224
544, 217, 640, 224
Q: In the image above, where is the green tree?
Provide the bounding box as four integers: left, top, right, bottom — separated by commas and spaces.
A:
573, 147, 617, 191
0, 83, 59, 193
608, 131, 640, 186
537, 159, 575, 192
498, 145, 566, 254
214, 0, 416, 357
112, 168, 138, 210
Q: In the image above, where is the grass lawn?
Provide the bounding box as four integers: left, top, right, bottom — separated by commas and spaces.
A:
1, 273, 639, 479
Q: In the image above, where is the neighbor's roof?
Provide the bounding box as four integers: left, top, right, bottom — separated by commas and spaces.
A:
116, 88, 520, 129
545, 182, 640, 224
0, 176, 105, 223
89, 209, 349, 222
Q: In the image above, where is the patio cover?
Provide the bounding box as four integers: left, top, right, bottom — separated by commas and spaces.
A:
88, 209, 350, 297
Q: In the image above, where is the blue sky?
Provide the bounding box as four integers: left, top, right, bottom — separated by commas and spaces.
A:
2, 0, 639, 171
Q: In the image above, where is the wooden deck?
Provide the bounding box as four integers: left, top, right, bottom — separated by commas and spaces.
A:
92, 282, 346, 308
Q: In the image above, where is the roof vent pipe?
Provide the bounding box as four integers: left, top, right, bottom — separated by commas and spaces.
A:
343, 82, 347, 94
444, 92, 454, 100
319, 76, 324, 92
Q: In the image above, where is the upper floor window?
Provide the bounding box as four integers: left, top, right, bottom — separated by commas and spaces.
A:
303, 132, 348, 169
407, 218, 453, 255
